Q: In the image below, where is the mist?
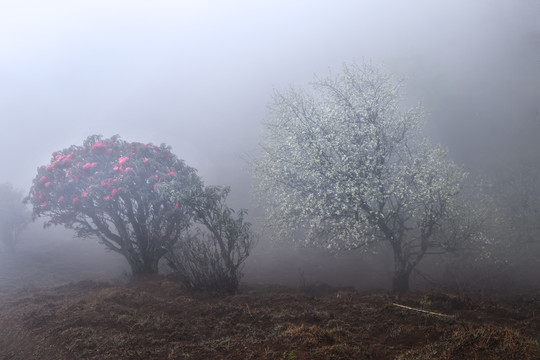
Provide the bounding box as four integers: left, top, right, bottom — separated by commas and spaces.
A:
1, 0, 540, 292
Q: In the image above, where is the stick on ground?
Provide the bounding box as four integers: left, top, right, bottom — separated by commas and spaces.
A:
392, 303, 454, 318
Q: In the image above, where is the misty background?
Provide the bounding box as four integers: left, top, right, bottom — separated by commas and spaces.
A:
1, 0, 540, 291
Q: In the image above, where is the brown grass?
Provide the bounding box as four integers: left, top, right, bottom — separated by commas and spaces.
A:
1, 280, 539, 359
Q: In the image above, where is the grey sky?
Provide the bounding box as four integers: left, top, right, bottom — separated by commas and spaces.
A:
1, 0, 539, 208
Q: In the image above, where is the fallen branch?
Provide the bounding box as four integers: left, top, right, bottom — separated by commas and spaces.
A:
392, 303, 454, 318
245, 303, 254, 318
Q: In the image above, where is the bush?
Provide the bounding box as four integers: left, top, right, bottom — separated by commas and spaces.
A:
162, 186, 254, 294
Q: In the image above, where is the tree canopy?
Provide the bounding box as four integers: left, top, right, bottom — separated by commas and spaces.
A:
253, 63, 469, 292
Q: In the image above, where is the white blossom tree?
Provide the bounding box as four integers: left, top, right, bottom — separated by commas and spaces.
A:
253, 63, 468, 292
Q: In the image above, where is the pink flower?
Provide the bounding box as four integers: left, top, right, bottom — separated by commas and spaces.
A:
143, 158, 148, 163
111, 188, 118, 197
62, 154, 72, 164
108, 148, 113, 155
58, 196, 65, 203
168, 171, 176, 176
45, 182, 52, 188
52, 152, 57, 157
118, 157, 129, 165
155, 174, 159, 180
113, 166, 119, 171
90, 142, 106, 151
83, 162, 98, 170
41, 202, 48, 209
124, 167, 132, 173
103, 196, 111, 201
73, 197, 80, 204
39, 176, 47, 182
81, 191, 88, 198
175, 203, 179, 209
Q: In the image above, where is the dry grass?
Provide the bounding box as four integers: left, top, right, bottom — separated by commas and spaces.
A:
1, 280, 539, 359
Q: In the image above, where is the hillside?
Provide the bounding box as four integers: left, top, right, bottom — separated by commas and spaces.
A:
1, 278, 539, 360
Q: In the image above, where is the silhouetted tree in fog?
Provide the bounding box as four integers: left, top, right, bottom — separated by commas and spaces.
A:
253, 62, 475, 293
0, 183, 30, 252
26, 135, 203, 277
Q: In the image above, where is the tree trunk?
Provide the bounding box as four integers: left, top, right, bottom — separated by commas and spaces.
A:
125, 251, 160, 278
130, 262, 159, 278
390, 241, 411, 293
392, 269, 410, 293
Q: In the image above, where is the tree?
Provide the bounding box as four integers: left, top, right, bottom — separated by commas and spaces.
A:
26, 135, 203, 277
162, 186, 255, 293
0, 183, 30, 252
253, 63, 469, 293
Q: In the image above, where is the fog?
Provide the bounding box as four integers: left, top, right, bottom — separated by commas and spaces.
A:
1, 0, 540, 292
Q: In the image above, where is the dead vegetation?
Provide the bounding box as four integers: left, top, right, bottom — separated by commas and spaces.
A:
1, 279, 539, 359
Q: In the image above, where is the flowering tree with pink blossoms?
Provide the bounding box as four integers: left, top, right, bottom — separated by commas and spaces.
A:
26, 135, 203, 277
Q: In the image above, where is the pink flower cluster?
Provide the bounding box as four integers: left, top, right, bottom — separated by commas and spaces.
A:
45, 160, 60, 171
118, 157, 129, 166
101, 178, 120, 187
56, 153, 72, 164
90, 141, 106, 152
82, 162, 98, 170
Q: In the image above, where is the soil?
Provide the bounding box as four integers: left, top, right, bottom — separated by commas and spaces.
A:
1, 278, 540, 360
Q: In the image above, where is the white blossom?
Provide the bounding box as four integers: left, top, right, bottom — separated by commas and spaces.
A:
253, 62, 470, 292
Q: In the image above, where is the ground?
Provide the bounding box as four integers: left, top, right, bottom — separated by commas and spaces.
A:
1, 278, 540, 359
1, 235, 539, 359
